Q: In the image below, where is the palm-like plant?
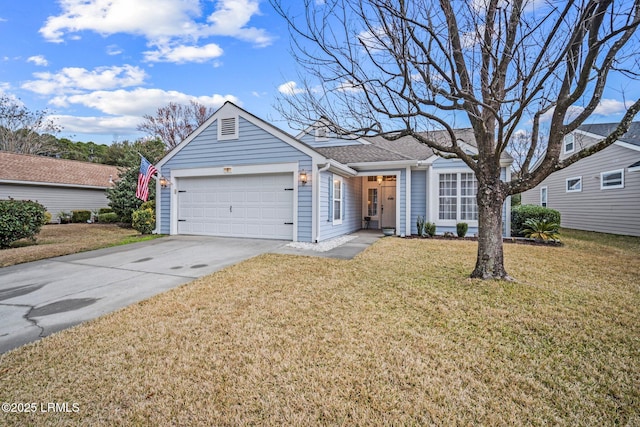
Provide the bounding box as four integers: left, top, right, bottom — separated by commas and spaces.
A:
522, 218, 560, 241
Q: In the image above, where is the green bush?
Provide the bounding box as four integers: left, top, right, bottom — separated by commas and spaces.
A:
98, 212, 120, 223
523, 218, 561, 241
58, 211, 72, 224
98, 207, 113, 214
140, 200, 155, 211
0, 199, 47, 248
43, 212, 52, 224
511, 204, 561, 237
71, 210, 92, 223
456, 222, 469, 238
424, 222, 436, 237
132, 208, 155, 235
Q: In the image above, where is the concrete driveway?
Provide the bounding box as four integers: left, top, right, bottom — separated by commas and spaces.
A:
0, 236, 285, 354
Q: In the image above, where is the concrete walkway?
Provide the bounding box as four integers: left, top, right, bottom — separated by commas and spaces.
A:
0, 231, 383, 354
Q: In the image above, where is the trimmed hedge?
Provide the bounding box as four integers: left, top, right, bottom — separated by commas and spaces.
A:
0, 199, 47, 248
512, 204, 561, 237
98, 207, 114, 214
71, 210, 92, 223
98, 212, 120, 223
132, 208, 155, 235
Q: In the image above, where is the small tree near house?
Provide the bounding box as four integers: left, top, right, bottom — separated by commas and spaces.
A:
272, 0, 640, 280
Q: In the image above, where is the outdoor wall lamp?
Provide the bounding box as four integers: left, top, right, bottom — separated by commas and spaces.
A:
300, 170, 308, 185
376, 175, 383, 185
159, 176, 170, 188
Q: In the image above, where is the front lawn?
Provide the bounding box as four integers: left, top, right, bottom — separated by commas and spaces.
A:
0, 223, 164, 267
0, 230, 638, 425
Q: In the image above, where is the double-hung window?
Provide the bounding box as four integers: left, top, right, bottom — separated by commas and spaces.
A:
438, 172, 478, 223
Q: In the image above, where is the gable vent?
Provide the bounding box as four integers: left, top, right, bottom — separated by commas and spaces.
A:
315, 126, 328, 141
218, 116, 238, 140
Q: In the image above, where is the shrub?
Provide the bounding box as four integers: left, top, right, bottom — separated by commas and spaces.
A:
456, 222, 469, 238
71, 210, 92, 223
43, 212, 52, 224
522, 218, 560, 241
511, 204, 561, 237
0, 199, 47, 248
98, 212, 120, 223
58, 211, 72, 224
140, 200, 155, 211
132, 208, 155, 235
424, 222, 436, 237
98, 207, 114, 214
416, 215, 425, 237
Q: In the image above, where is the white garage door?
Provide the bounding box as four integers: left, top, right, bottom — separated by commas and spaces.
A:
177, 173, 294, 240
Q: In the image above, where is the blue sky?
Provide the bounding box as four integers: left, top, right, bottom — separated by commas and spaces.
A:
1, 1, 637, 146
0, 0, 304, 144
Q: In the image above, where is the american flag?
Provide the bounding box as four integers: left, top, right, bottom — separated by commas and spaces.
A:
135, 156, 157, 201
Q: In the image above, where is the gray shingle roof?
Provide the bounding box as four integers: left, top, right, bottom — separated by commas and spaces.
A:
314, 144, 412, 163
578, 122, 640, 147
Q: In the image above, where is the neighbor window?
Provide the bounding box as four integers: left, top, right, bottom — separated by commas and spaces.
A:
367, 188, 378, 217
566, 176, 582, 192
563, 134, 575, 154
438, 172, 478, 222
540, 186, 548, 207
601, 169, 624, 189
333, 175, 343, 224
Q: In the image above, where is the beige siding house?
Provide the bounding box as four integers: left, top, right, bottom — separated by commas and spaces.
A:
521, 123, 640, 237
0, 152, 120, 221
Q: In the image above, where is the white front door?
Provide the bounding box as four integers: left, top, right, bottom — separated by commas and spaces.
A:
177, 173, 294, 240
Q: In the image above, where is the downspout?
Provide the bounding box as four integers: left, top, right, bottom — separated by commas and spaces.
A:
315, 162, 332, 242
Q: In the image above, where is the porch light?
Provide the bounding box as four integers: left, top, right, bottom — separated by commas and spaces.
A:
159, 176, 170, 188
376, 175, 383, 184
300, 170, 308, 185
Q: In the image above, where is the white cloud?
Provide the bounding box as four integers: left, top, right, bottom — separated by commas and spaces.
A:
27, 55, 49, 66
278, 81, 305, 96
144, 43, 224, 63
106, 44, 123, 56
593, 98, 631, 116
50, 87, 239, 116
49, 114, 143, 134
40, 0, 273, 51
21, 65, 147, 95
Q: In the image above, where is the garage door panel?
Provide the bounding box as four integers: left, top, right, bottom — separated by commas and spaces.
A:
177, 173, 294, 240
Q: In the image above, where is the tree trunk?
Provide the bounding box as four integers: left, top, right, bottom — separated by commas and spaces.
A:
471, 176, 511, 280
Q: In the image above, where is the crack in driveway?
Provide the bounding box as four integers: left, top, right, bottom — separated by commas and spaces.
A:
0, 302, 45, 338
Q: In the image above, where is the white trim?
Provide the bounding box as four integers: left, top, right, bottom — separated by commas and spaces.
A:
565, 176, 582, 193
405, 166, 411, 237
600, 169, 624, 190
573, 129, 640, 152
540, 186, 548, 207
169, 162, 299, 241
356, 170, 402, 233
0, 179, 112, 190
347, 160, 415, 168
332, 174, 343, 225
615, 140, 640, 152
629, 165, 640, 172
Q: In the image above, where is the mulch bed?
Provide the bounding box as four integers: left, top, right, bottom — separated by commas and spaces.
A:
402, 234, 564, 246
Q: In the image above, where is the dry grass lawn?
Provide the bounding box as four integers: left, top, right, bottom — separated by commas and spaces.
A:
0, 223, 158, 267
0, 230, 638, 425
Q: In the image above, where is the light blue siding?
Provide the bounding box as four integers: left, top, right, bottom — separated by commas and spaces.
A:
159, 117, 313, 241
410, 169, 427, 235
318, 171, 362, 241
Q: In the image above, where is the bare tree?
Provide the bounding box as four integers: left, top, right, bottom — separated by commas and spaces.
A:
0, 95, 61, 154
272, 0, 640, 280
137, 100, 215, 149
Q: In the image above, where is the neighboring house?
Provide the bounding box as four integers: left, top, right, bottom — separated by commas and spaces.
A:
155, 102, 513, 242
521, 122, 640, 237
0, 151, 120, 221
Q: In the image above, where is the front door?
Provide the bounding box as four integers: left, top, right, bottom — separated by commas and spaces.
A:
380, 183, 396, 229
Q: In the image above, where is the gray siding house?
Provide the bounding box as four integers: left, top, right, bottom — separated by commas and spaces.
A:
155, 102, 513, 242
0, 151, 120, 221
521, 123, 640, 237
